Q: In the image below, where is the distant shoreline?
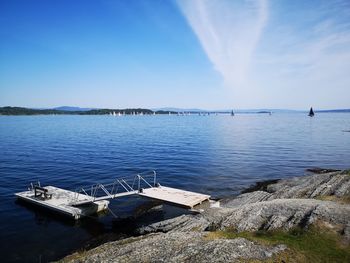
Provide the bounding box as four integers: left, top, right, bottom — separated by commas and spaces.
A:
1, 106, 349, 116
0, 106, 173, 116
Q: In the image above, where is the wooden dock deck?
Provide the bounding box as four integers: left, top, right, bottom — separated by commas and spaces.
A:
139, 186, 210, 209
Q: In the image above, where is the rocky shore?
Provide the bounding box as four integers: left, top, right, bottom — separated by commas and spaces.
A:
59, 169, 350, 262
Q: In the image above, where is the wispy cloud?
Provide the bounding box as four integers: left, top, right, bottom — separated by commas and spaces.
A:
253, 1, 350, 108
177, 0, 268, 87
178, 0, 350, 109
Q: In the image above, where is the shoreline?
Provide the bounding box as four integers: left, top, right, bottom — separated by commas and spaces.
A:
58, 168, 350, 262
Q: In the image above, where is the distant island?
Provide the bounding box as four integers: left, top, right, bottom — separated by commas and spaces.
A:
0, 106, 176, 116
0, 106, 349, 116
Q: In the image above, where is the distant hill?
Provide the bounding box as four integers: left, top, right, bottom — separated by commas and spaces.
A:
53, 106, 94, 111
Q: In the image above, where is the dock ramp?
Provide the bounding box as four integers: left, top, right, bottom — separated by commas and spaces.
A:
15, 171, 210, 219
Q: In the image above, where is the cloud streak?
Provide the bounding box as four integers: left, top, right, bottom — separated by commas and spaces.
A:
177, 0, 268, 87
252, 0, 350, 108
178, 0, 350, 109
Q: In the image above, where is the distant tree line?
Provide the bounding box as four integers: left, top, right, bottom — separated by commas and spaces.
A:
0, 106, 177, 115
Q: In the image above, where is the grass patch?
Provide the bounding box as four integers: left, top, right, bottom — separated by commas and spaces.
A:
316, 195, 350, 204
191, 226, 203, 232
340, 169, 350, 176
207, 227, 350, 263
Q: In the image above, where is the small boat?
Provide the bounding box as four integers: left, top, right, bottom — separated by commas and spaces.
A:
308, 107, 315, 117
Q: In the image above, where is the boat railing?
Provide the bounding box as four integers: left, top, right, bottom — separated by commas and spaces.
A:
70, 170, 158, 205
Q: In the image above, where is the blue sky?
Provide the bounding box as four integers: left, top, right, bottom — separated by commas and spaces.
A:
0, 0, 349, 110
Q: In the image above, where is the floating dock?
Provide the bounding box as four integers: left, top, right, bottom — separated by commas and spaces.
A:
16, 186, 109, 219
15, 171, 210, 219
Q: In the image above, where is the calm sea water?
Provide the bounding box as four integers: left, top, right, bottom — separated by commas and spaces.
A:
0, 113, 349, 262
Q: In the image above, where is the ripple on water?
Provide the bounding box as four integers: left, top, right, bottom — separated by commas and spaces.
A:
0, 114, 349, 262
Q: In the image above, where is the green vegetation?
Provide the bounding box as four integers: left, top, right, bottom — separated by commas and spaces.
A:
315, 195, 350, 204
0, 106, 63, 115
206, 227, 350, 263
0, 106, 176, 115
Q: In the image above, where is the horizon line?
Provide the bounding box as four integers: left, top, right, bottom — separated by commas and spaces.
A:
1, 105, 350, 112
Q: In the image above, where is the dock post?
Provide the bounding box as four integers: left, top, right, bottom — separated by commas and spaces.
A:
138, 174, 141, 192
153, 171, 156, 187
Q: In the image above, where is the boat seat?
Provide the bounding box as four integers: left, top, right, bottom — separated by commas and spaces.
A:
34, 186, 53, 199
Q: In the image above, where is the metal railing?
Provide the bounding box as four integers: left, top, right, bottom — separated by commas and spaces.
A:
28, 181, 41, 192
70, 170, 159, 205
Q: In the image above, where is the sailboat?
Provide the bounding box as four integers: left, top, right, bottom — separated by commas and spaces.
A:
308, 107, 315, 117
309, 107, 315, 117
